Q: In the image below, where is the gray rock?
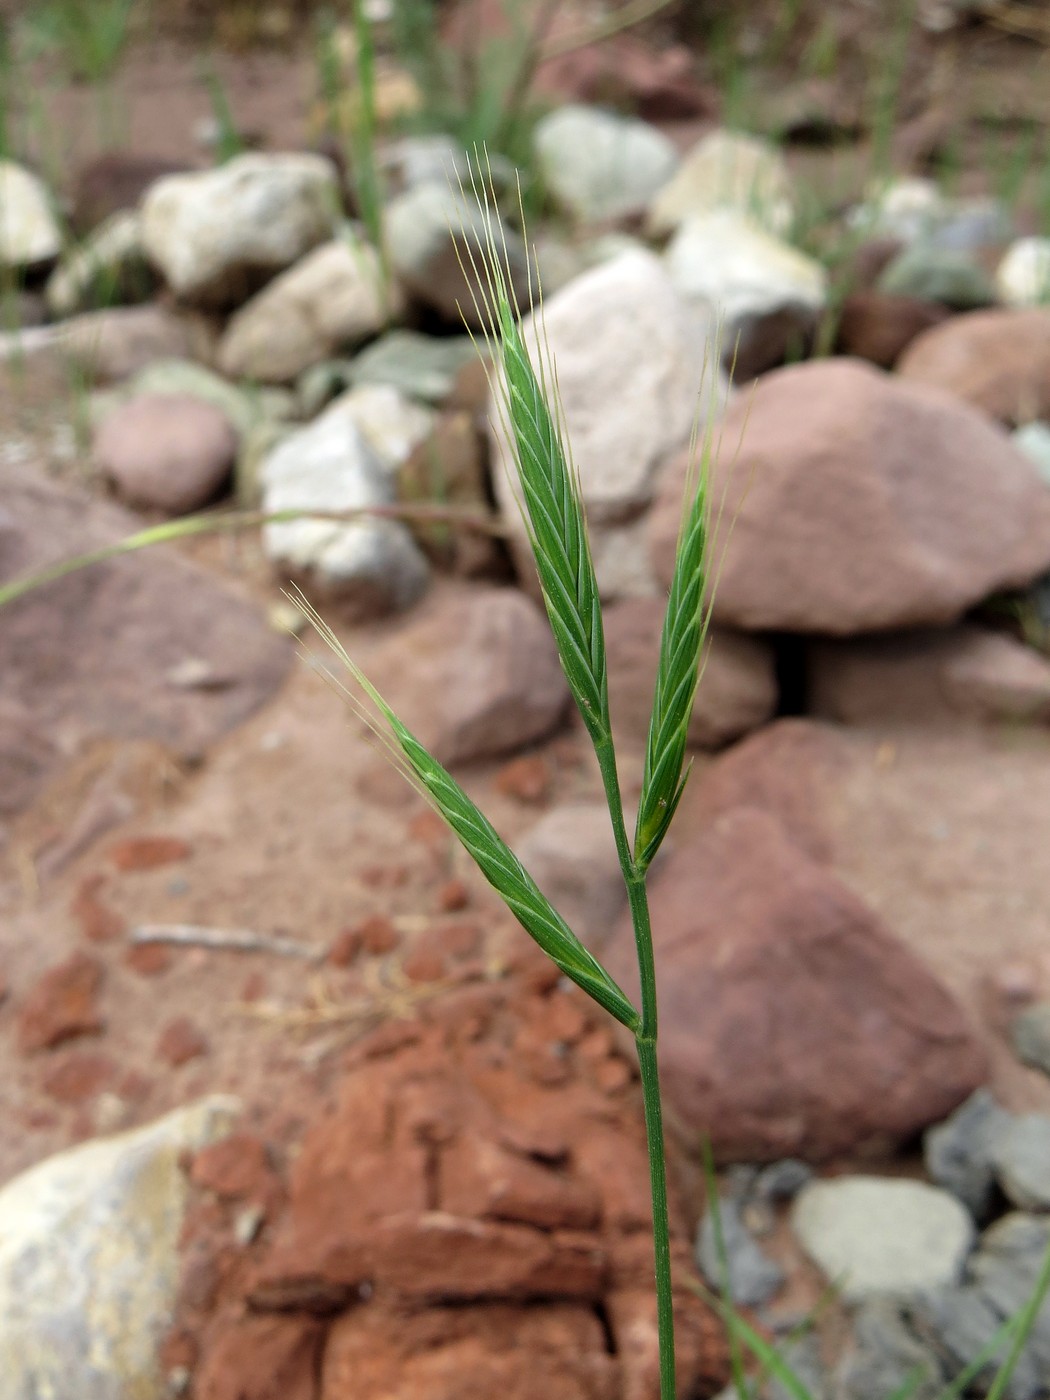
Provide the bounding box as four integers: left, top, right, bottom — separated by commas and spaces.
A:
0, 160, 62, 268
514, 802, 625, 949
386, 184, 531, 329
792, 1177, 974, 1302
297, 359, 356, 419
93, 392, 237, 515
217, 234, 400, 384
696, 1195, 786, 1307
924, 1089, 1014, 1220
1014, 423, 1050, 488
877, 245, 996, 310
140, 153, 340, 308
45, 210, 154, 318
0, 1097, 239, 1400
913, 1284, 1044, 1400
347, 329, 476, 405
665, 211, 826, 376
837, 1300, 944, 1400
1010, 1002, 1050, 1076
991, 1114, 1050, 1210
768, 1334, 826, 1400
260, 395, 429, 617
648, 129, 794, 238
534, 104, 679, 226
998, 238, 1050, 308
754, 1159, 813, 1203
490, 247, 724, 599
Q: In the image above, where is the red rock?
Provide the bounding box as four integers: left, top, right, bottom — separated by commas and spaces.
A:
195, 1313, 323, 1400
125, 942, 173, 977
592, 1058, 632, 1095
421, 919, 481, 961
834, 291, 950, 368
650, 360, 1050, 634
70, 873, 126, 942
898, 307, 1050, 425
191, 1133, 280, 1206
157, 1016, 209, 1067
608, 1268, 730, 1400
442, 1136, 603, 1231
495, 753, 553, 803
326, 927, 361, 968
603, 808, 989, 1162
437, 876, 469, 912
40, 1050, 118, 1104
239, 971, 268, 1003
358, 914, 399, 956
321, 1301, 617, 1400
402, 948, 447, 984
17, 952, 105, 1053
109, 834, 192, 871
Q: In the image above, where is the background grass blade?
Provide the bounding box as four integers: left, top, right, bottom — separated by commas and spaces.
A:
635, 434, 711, 869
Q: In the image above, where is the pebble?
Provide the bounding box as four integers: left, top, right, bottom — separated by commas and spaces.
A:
991, 1114, 1050, 1210
1010, 1002, 1050, 1076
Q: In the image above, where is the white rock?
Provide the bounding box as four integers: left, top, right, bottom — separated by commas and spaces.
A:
792, 1176, 974, 1303
140, 152, 340, 307
0, 1097, 239, 1400
1013, 420, 1050, 486
997, 237, 1050, 308
489, 247, 725, 599
45, 210, 151, 318
331, 383, 433, 474
218, 234, 400, 383
665, 210, 826, 369
0, 160, 62, 269
849, 177, 947, 244
534, 104, 679, 225
385, 183, 531, 328
260, 396, 429, 616
648, 129, 794, 237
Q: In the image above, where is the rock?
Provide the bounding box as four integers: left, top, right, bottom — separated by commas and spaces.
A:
259, 395, 429, 616
837, 1301, 945, 1400
0, 463, 291, 815
602, 809, 988, 1161
59, 305, 203, 383
0, 160, 62, 269
650, 360, 1050, 634
217, 235, 399, 384
1010, 1002, 1050, 1076
140, 153, 340, 308
696, 1196, 785, 1307
296, 358, 355, 418
101, 357, 274, 441
193, 1315, 323, 1400
991, 1115, 1050, 1210
897, 308, 1050, 426
877, 245, 996, 310
848, 178, 950, 247
397, 410, 500, 576
386, 183, 532, 329
809, 626, 1050, 727
792, 1177, 974, 1302
1013, 421, 1050, 486
93, 392, 236, 515
0, 1098, 239, 1400
604, 599, 777, 749
997, 237, 1050, 308
45, 211, 154, 318
665, 211, 826, 379
540, 32, 714, 122
924, 1090, 1015, 1220
489, 248, 722, 599
648, 129, 793, 237
533, 105, 678, 227
346, 328, 476, 404
366, 585, 569, 764
334, 383, 433, 473
513, 803, 624, 948
70, 153, 189, 233
17, 952, 105, 1053
834, 291, 949, 368
754, 1159, 813, 1202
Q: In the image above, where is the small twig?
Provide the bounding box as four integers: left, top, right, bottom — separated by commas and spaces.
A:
236, 962, 457, 1031
130, 924, 323, 960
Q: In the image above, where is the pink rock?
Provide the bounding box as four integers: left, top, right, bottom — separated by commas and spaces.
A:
897, 307, 1050, 425
603, 807, 989, 1161
650, 359, 1050, 634
94, 392, 236, 515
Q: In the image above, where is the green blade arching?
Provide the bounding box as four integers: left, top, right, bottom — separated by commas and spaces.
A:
635, 445, 711, 870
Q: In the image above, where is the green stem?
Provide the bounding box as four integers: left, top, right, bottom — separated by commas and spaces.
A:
594, 737, 676, 1399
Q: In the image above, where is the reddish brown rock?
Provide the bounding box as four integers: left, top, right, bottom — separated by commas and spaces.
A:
40, 1050, 118, 1104
125, 942, 173, 977
71, 153, 190, 234
897, 307, 1050, 425
603, 808, 989, 1161
190, 1133, 280, 1205
604, 598, 777, 749
195, 1313, 323, 1400
437, 876, 469, 912
357, 914, 399, 956
368, 585, 569, 765
495, 753, 552, 804
17, 952, 105, 1053
650, 359, 1050, 634
326, 927, 361, 968
70, 873, 126, 943
834, 291, 950, 368
110, 834, 193, 871
810, 625, 1050, 726
157, 1016, 209, 1067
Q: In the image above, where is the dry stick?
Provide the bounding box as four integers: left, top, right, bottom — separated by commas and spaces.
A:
131, 924, 324, 960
